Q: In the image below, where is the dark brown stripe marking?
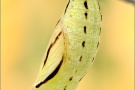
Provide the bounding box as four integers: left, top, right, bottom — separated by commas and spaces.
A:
82, 41, 85, 47
43, 32, 62, 68
55, 19, 60, 26
64, 0, 70, 14
84, 1, 88, 9
36, 56, 64, 88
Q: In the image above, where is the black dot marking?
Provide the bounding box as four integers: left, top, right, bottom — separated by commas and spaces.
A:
92, 57, 95, 62
82, 41, 85, 47
97, 2, 102, 21
97, 42, 99, 48
79, 56, 82, 62
79, 78, 82, 81
84, 12, 88, 19
64, 86, 66, 90
69, 77, 73, 81
84, 1, 88, 9
84, 26, 86, 34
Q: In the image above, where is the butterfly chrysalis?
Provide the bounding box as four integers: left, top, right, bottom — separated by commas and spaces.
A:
33, 0, 102, 90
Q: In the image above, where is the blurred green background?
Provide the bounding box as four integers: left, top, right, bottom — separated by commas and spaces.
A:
1, 0, 134, 90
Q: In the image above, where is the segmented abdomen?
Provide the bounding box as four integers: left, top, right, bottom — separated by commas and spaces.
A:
61, 0, 102, 90
63, 0, 101, 62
